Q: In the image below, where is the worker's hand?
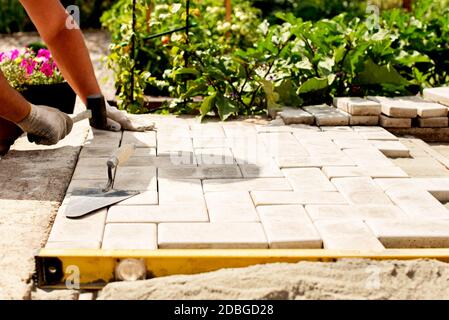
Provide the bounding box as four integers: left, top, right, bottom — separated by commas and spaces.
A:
106, 102, 155, 132
16, 104, 73, 146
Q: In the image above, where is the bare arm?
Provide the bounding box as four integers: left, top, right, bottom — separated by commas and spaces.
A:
19, 0, 102, 104
0, 71, 30, 122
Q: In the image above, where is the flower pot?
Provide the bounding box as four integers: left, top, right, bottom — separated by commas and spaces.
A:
21, 82, 76, 114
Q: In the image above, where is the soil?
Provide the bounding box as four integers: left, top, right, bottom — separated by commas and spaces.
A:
98, 259, 449, 300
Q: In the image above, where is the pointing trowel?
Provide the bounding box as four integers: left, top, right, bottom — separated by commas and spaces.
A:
65, 144, 140, 218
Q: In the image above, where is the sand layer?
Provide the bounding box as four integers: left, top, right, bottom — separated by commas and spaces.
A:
98, 259, 449, 300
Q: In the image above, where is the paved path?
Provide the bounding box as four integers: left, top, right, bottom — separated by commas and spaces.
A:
46, 118, 449, 252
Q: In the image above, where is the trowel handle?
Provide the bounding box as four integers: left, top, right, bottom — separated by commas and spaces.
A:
107, 144, 136, 169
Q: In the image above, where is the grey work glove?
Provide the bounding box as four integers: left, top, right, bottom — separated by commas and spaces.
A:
16, 104, 73, 146
105, 102, 155, 132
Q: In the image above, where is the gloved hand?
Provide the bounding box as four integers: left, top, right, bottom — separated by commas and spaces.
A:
16, 104, 73, 146
105, 102, 155, 132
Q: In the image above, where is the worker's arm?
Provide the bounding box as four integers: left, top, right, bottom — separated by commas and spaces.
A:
19, 0, 154, 132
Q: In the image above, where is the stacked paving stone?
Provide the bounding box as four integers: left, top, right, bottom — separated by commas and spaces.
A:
45, 115, 449, 251
333, 97, 381, 126
279, 86, 449, 129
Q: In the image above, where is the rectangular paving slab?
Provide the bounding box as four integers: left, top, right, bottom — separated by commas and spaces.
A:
283, 168, 336, 192
205, 191, 260, 222
101, 223, 157, 250
423, 87, 449, 106
251, 191, 347, 206
395, 96, 448, 118
303, 105, 349, 126
331, 177, 393, 205
158, 223, 268, 249
314, 219, 385, 251
366, 219, 449, 248
202, 178, 292, 192
257, 205, 322, 248
279, 107, 315, 125
368, 96, 417, 118
306, 205, 407, 221
333, 97, 381, 116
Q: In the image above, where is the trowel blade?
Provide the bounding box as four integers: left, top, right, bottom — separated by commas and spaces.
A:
65, 188, 139, 218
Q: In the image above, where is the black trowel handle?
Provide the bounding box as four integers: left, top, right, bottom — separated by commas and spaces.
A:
107, 144, 136, 169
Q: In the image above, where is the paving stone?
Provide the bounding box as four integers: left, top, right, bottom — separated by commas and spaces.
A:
409, 178, 449, 202
257, 205, 322, 248
101, 223, 157, 250
133, 148, 157, 157
379, 114, 412, 128
47, 208, 107, 244
233, 141, 272, 165
366, 219, 449, 248
45, 241, 101, 249
395, 96, 448, 117
322, 130, 366, 140
251, 191, 347, 206
279, 107, 315, 125
323, 166, 408, 179
158, 179, 205, 206
84, 130, 122, 148
314, 220, 385, 250
282, 168, 336, 192
331, 177, 393, 205
66, 179, 108, 194
239, 161, 284, 178
332, 139, 370, 149
205, 192, 259, 222
259, 132, 309, 158
423, 87, 449, 106
222, 124, 257, 137
359, 130, 398, 141
113, 166, 157, 191
157, 138, 193, 157
333, 97, 381, 116
122, 131, 157, 148
158, 165, 242, 179
107, 204, 209, 223
76, 157, 108, 168
393, 157, 449, 177
126, 155, 196, 167
276, 155, 354, 168
79, 146, 117, 158
416, 117, 449, 128
195, 148, 235, 165
320, 126, 354, 132
306, 205, 407, 221
190, 124, 226, 138
202, 178, 292, 192
158, 223, 268, 249
368, 96, 417, 118
72, 165, 108, 180
377, 182, 449, 219
78, 293, 95, 300
157, 125, 192, 138
352, 126, 386, 133
348, 115, 379, 126
193, 137, 229, 148
115, 191, 158, 206
344, 148, 395, 168
369, 140, 411, 158
296, 137, 342, 156
303, 104, 349, 126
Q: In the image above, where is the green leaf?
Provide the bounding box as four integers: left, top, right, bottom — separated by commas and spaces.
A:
200, 93, 216, 121
297, 77, 329, 94
173, 68, 200, 81
275, 80, 302, 107
355, 59, 409, 86
215, 94, 238, 121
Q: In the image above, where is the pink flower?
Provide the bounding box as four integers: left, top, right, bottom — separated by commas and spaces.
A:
0, 52, 4, 62
40, 61, 55, 77
20, 58, 37, 75
9, 49, 20, 60
37, 49, 51, 61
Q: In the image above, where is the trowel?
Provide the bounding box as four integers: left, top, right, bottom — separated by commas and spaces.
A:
65, 144, 140, 218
